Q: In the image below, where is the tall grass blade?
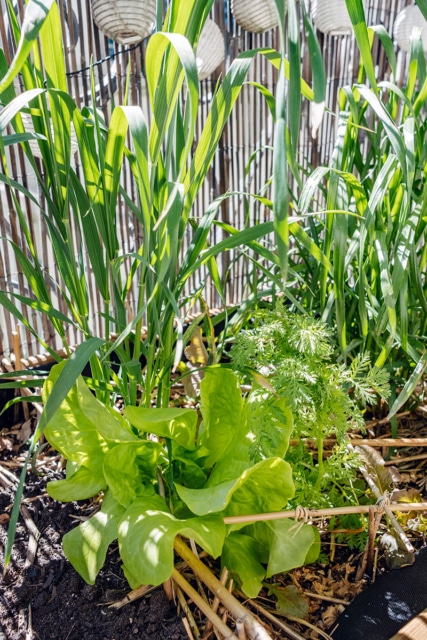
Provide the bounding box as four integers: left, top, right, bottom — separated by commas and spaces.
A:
387, 352, 427, 419
302, 3, 326, 104
345, 0, 377, 91
356, 85, 407, 177
287, 0, 301, 154
0, 0, 54, 93
416, 0, 427, 22
370, 25, 397, 79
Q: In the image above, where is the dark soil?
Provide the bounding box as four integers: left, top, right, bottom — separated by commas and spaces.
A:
0, 472, 187, 640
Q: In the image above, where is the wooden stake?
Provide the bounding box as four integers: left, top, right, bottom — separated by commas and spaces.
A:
386, 453, 427, 465
182, 616, 197, 640
20, 504, 40, 568
356, 505, 378, 581
235, 619, 247, 640
358, 465, 415, 553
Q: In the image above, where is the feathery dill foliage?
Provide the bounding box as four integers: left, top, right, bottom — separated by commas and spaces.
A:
231, 303, 390, 441
231, 304, 390, 511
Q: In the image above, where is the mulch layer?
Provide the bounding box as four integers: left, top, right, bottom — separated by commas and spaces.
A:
1, 407, 427, 640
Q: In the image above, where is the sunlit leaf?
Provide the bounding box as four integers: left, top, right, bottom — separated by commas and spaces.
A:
118, 495, 225, 588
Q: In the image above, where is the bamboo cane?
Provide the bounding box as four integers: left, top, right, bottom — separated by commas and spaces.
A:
358, 466, 415, 553
172, 568, 239, 640
174, 537, 273, 640
202, 567, 229, 640
289, 437, 427, 448
222, 502, 427, 526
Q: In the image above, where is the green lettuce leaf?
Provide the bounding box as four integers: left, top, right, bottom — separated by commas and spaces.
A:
172, 446, 209, 489
205, 383, 294, 487
198, 368, 244, 466
124, 406, 198, 449
245, 518, 320, 577
118, 495, 225, 588
221, 532, 266, 597
44, 362, 138, 443
85, 403, 139, 444
43, 363, 137, 476
47, 465, 106, 501
175, 457, 294, 516
62, 490, 126, 585
103, 441, 163, 507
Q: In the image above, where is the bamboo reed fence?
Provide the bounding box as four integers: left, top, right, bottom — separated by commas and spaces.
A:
0, 0, 416, 362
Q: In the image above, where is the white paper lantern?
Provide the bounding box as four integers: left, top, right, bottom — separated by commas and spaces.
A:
19, 112, 78, 159
311, 0, 365, 36
91, 0, 156, 46
394, 5, 427, 53
231, 0, 279, 34
196, 19, 225, 81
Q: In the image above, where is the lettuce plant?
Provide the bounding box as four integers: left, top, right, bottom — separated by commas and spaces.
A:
42, 363, 319, 596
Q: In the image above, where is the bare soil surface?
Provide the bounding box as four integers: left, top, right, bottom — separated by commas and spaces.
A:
0, 472, 188, 640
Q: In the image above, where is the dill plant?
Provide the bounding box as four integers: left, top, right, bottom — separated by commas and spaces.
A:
230, 304, 390, 510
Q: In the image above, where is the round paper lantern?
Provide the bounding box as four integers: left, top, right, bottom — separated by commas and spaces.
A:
196, 19, 225, 81
19, 112, 78, 159
394, 5, 427, 53
311, 0, 365, 36
231, 0, 279, 34
91, 0, 156, 45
